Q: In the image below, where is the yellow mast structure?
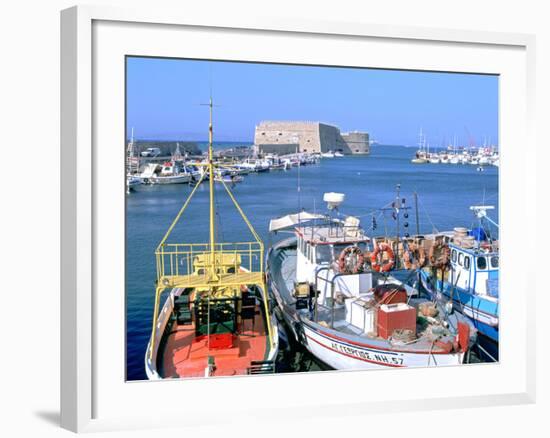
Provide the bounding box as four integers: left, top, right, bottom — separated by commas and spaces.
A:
147, 98, 274, 363
207, 98, 218, 281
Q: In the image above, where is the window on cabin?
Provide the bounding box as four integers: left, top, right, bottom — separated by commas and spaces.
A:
477, 256, 487, 270
332, 243, 351, 260
451, 249, 457, 262
464, 256, 471, 270
491, 256, 499, 268
458, 253, 464, 266
316, 245, 332, 263
358, 242, 368, 252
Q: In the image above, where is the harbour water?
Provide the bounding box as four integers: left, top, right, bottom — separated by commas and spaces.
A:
126, 144, 498, 380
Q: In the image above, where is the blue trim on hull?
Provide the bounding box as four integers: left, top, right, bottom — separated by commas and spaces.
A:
420, 271, 499, 342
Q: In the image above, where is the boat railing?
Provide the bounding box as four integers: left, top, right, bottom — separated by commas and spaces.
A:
155, 241, 264, 283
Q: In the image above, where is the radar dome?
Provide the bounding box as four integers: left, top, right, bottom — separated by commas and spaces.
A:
323, 192, 345, 210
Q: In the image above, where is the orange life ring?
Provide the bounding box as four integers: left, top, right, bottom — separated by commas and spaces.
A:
338, 246, 365, 274
370, 242, 395, 272
403, 243, 426, 270
429, 240, 450, 269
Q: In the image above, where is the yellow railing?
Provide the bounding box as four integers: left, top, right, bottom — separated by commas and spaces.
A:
155, 241, 264, 282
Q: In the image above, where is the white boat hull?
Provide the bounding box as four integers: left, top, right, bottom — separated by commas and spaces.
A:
302, 321, 465, 369
150, 174, 191, 184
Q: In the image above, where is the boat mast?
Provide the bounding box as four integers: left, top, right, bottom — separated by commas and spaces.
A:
207, 98, 218, 280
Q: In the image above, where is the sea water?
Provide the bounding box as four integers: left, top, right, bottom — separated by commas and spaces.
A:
126, 145, 498, 380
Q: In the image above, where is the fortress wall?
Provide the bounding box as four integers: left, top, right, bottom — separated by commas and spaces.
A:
256, 143, 300, 155
254, 121, 322, 153
254, 121, 370, 155
341, 131, 370, 154
318, 123, 344, 153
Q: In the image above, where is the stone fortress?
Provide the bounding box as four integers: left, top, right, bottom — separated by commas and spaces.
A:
253, 121, 370, 156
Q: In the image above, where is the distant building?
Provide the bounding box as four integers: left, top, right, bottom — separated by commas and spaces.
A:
253, 121, 370, 155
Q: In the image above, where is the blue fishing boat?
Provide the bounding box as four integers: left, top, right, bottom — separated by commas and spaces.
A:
419, 206, 498, 358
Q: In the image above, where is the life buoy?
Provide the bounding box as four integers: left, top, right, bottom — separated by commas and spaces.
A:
429, 240, 450, 269
403, 243, 427, 270
337, 246, 365, 274
370, 242, 395, 272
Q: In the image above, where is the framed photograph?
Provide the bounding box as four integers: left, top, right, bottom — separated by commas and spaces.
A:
61, 5, 536, 432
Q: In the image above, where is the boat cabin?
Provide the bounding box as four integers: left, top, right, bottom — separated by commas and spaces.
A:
160, 161, 179, 176
448, 242, 499, 298
294, 217, 369, 284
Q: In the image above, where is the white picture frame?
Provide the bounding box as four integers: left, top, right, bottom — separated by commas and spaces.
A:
61, 4, 536, 433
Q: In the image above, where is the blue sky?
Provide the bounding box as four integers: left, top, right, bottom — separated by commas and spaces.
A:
126, 57, 498, 147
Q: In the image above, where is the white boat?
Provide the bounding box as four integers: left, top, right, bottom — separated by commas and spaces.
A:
149, 161, 192, 184
267, 194, 476, 371
321, 151, 335, 158
411, 157, 427, 164
412, 129, 428, 163
478, 155, 490, 165
428, 154, 441, 164
238, 158, 270, 172
334, 151, 344, 157
126, 175, 143, 193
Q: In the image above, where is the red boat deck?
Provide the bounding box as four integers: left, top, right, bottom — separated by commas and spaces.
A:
161, 306, 268, 378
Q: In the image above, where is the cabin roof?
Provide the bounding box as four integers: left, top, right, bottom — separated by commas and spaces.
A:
449, 241, 499, 256
295, 225, 369, 245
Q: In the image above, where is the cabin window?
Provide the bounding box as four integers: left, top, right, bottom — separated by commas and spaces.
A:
316, 245, 332, 263
451, 249, 457, 262
357, 242, 368, 252
477, 256, 487, 270
464, 256, 471, 270
491, 256, 499, 268
458, 253, 464, 266
332, 243, 352, 260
